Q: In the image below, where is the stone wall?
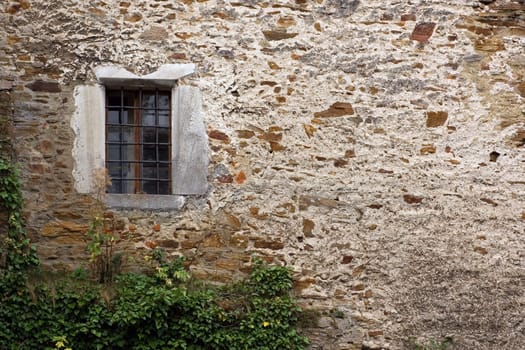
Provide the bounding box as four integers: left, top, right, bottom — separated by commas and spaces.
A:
1, 0, 524, 349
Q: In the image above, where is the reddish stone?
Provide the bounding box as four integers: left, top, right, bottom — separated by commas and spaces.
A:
234, 171, 246, 184
152, 223, 161, 232
410, 22, 436, 42
216, 174, 233, 183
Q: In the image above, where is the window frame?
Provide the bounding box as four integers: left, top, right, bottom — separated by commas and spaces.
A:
105, 88, 172, 195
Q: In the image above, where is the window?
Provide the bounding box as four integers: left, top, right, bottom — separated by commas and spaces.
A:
105, 89, 171, 195
72, 64, 209, 208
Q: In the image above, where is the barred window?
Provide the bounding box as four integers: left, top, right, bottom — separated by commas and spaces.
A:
105, 89, 171, 195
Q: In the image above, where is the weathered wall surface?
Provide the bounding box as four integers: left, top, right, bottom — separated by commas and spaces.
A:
1, 0, 524, 349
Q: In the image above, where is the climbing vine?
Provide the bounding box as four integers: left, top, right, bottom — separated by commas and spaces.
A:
0, 159, 39, 284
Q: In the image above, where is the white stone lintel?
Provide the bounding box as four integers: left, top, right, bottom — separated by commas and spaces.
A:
94, 64, 195, 87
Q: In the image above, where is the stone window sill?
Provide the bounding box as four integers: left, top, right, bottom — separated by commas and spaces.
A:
105, 194, 185, 210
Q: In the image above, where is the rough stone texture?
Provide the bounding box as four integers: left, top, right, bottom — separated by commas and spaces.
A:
1, 0, 524, 349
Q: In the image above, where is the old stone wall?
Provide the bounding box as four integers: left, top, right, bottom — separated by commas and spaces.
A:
1, 0, 524, 349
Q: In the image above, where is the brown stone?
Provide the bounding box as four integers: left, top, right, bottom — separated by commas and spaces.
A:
314, 22, 322, 31
140, 26, 169, 41
474, 246, 488, 255
367, 204, 383, 209
299, 195, 339, 210
314, 102, 354, 118
41, 221, 88, 237
294, 276, 316, 291
480, 198, 498, 206
230, 234, 248, 248
26, 80, 61, 93
262, 30, 298, 41
341, 255, 353, 264
368, 330, 384, 337
254, 240, 284, 250
208, 129, 230, 143
517, 81, 525, 97
303, 124, 316, 138
426, 111, 448, 127
277, 16, 296, 28
215, 258, 239, 271
124, 13, 142, 22
401, 13, 416, 21
420, 145, 436, 155
216, 174, 233, 183
344, 149, 356, 158
202, 234, 225, 248
302, 218, 315, 236
403, 194, 423, 204
475, 37, 505, 52
410, 22, 436, 42
224, 213, 241, 230
334, 158, 348, 167
269, 141, 285, 152
258, 132, 282, 142
352, 283, 365, 291
236, 130, 255, 138
155, 239, 179, 248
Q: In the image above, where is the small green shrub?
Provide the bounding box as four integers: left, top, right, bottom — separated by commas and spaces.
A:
0, 258, 309, 350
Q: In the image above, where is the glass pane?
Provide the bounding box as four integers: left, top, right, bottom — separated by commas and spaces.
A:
143, 145, 156, 161
142, 180, 157, 194
122, 180, 135, 194
121, 145, 136, 161
107, 91, 121, 107
158, 145, 169, 160
122, 127, 135, 144
158, 94, 169, 109
107, 163, 121, 179
123, 91, 135, 107
142, 93, 155, 109
107, 180, 121, 194
143, 127, 156, 143
158, 128, 169, 143
159, 182, 169, 195
158, 110, 170, 127
142, 164, 157, 179
108, 109, 120, 124
108, 126, 120, 142
121, 109, 136, 125
159, 164, 169, 179
142, 110, 155, 126
108, 145, 120, 161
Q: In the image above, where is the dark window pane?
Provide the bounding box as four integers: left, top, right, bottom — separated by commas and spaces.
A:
158, 110, 169, 127
158, 94, 169, 109
107, 163, 121, 179
107, 91, 121, 107
122, 180, 135, 194
108, 126, 120, 142
159, 182, 169, 195
108, 109, 120, 124
159, 164, 169, 179
143, 127, 156, 143
121, 145, 136, 161
123, 91, 135, 107
142, 110, 155, 126
143, 145, 156, 161
108, 145, 120, 161
158, 145, 169, 160
122, 127, 135, 144
142, 164, 157, 179
107, 180, 121, 193
142, 180, 157, 194
142, 93, 155, 109
158, 128, 169, 143
122, 109, 136, 125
